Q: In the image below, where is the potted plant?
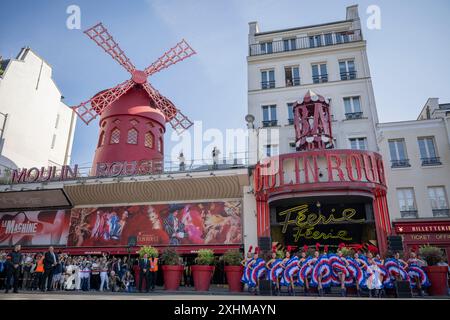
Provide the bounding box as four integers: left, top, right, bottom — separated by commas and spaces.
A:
419, 245, 448, 296
191, 249, 215, 291
138, 245, 159, 258
161, 248, 183, 291
223, 249, 244, 292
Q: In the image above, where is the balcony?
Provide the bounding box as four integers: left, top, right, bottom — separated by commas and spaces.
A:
312, 74, 328, 84
391, 159, 411, 168
345, 112, 363, 120
287, 118, 294, 125
432, 208, 450, 217
400, 210, 418, 219
421, 157, 442, 166
340, 71, 357, 80
249, 30, 362, 56
262, 120, 278, 127
261, 80, 275, 89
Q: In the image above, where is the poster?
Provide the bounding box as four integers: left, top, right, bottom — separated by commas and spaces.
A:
0, 210, 71, 246
68, 201, 242, 247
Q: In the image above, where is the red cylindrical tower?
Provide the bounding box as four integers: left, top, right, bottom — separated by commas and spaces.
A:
91, 86, 166, 174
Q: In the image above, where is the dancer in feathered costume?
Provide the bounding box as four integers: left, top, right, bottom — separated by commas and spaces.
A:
248, 247, 268, 294
406, 248, 429, 296
241, 245, 253, 289
280, 246, 300, 296
310, 244, 332, 296
385, 252, 410, 287
296, 245, 313, 295
329, 249, 352, 296
266, 245, 283, 295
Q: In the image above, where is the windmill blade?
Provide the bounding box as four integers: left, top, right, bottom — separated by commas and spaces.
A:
169, 109, 194, 134
72, 79, 134, 124
144, 39, 196, 76
84, 22, 136, 74
142, 82, 193, 134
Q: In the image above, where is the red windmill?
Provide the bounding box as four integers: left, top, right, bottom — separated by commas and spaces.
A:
71, 23, 196, 173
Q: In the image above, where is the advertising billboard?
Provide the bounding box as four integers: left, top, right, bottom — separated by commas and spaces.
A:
0, 210, 71, 246
68, 201, 242, 247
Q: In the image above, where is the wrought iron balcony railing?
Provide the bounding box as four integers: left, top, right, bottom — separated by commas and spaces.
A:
345, 112, 363, 120
400, 210, 418, 219
262, 120, 278, 127
432, 208, 450, 217
249, 30, 362, 56
340, 71, 357, 80
391, 159, 411, 168
286, 77, 300, 87
261, 80, 275, 89
421, 157, 442, 166
287, 118, 294, 125
312, 74, 328, 84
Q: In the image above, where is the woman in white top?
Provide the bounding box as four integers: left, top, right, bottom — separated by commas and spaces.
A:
366, 258, 383, 298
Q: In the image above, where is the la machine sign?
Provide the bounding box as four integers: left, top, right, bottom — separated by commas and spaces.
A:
9, 160, 163, 184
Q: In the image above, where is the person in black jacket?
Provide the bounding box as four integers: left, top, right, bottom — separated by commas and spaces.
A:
41, 246, 57, 292
138, 254, 151, 293
6, 245, 22, 293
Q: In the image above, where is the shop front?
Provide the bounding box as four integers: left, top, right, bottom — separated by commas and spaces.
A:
253, 149, 390, 254
393, 219, 450, 262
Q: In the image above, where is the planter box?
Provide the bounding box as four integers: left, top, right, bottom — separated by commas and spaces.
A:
425, 266, 449, 296
224, 265, 244, 292
162, 265, 184, 291
191, 265, 215, 291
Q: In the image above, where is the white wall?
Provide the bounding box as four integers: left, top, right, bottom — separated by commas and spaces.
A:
247, 18, 379, 161
0, 48, 76, 172
378, 119, 450, 220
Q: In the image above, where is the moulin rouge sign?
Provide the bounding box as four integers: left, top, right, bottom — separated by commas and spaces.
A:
254, 150, 387, 193
9, 160, 163, 184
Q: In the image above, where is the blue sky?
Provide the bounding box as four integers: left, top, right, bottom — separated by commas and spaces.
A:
1, 0, 449, 167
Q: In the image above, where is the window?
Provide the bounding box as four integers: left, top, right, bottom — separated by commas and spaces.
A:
324, 33, 333, 45
110, 128, 120, 144
127, 128, 138, 144
261, 69, 275, 89
157, 137, 163, 153
339, 60, 356, 80
397, 188, 417, 218
98, 131, 105, 147
262, 105, 277, 127
336, 32, 350, 43
312, 63, 328, 83
283, 38, 296, 51
349, 137, 367, 150
285, 66, 300, 86
388, 139, 410, 167
343, 97, 362, 119
287, 103, 294, 125
260, 42, 273, 54
144, 132, 154, 148
418, 137, 441, 165
51, 134, 56, 149
264, 144, 279, 157
309, 35, 322, 48
428, 186, 449, 217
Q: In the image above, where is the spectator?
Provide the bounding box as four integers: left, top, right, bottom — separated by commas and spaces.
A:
6, 245, 23, 294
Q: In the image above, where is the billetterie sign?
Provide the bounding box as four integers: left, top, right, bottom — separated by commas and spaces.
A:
9, 160, 163, 184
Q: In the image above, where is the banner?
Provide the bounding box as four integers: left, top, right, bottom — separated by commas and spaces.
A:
68, 201, 242, 247
0, 210, 71, 246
